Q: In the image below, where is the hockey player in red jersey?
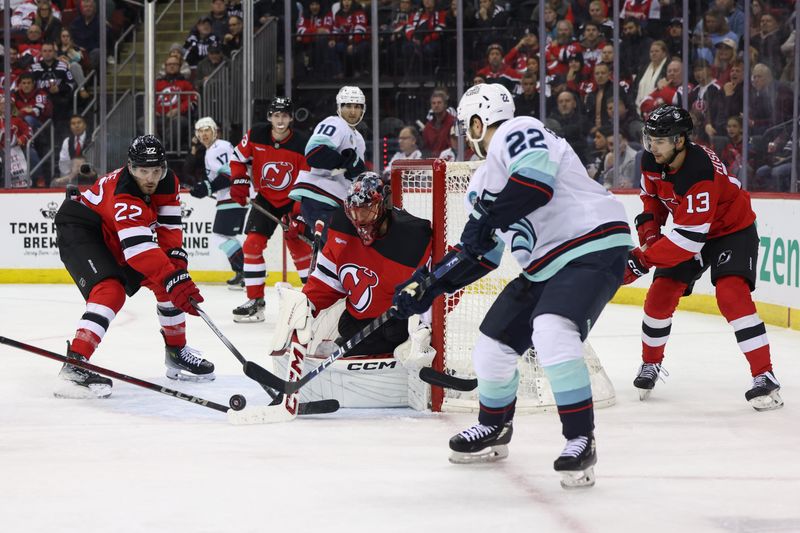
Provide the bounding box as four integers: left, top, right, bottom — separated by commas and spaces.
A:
53, 135, 214, 399
229, 96, 312, 322
624, 105, 782, 411
269, 172, 434, 408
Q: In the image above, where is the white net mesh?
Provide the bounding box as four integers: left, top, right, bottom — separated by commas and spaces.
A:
394, 159, 615, 413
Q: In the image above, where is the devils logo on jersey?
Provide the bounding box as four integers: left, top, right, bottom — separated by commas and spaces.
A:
339, 264, 379, 313
260, 161, 295, 191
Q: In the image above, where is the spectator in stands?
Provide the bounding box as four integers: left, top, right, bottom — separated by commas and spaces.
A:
504, 31, 538, 76
633, 39, 669, 113
778, 26, 795, 82
749, 62, 793, 137
383, 0, 414, 76
1, 45, 34, 86
438, 125, 459, 162
750, 12, 786, 78
562, 52, 592, 99
640, 58, 687, 119
443, 0, 475, 64
55, 114, 89, 181
209, 0, 230, 41
31, 41, 75, 134
585, 125, 609, 182
688, 109, 712, 149
477, 43, 521, 94
194, 44, 226, 91
403, 0, 447, 75
330, 0, 370, 78
227, 0, 243, 20
13, 72, 51, 132
11, 0, 61, 36
384, 126, 422, 177
544, 0, 575, 24
473, 0, 508, 56
58, 28, 90, 100
19, 23, 45, 61
579, 21, 605, 69
605, 97, 643, 145
588, 0, 613, 40
721, 115, 744, 177
664, 18, 684, 59
144, 56, 198, 148
222, 15, 243, 56
184, 16, 220, 71
601, 129, 638, 190
159, 44, 193, 80
620, 0, 660, 32
421, 89, 455, 157
514, 72, 540, 118
34, 0, 62, 43
754, 121, 797, 192
686, 59, 725, 138
296, 0, 336, 80
619, 17, 652, 81
70, 0, 101, 74
0, 99, 36, 187
583, 62, 615, 131
714, 0, 744, 40
551, 90, 588, 163
545, 20, 583, 79
721, 57, 744, 121
712, 37, 737, 85
692, 10, 738, 64
598, 43, 613, 71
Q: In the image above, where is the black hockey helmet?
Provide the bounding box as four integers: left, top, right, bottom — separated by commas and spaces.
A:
269, 96, 293, 116
643, 105, 693, 138
128, 135, 166, 168
345, 172, 391, 246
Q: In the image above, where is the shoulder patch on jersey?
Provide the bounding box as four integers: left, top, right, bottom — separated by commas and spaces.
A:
115, 168, 148, 200
248, 123, 273, 145
154, 170, 179, 195
329, 208, 358, 238
672, 144, 716, 197
284, 130, 310, 155
372, 209, 432, 268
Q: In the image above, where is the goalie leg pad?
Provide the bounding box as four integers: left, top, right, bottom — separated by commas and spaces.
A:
270, 283, 316, 355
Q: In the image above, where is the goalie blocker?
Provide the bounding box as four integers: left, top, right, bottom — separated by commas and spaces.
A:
270, 283, 435, 409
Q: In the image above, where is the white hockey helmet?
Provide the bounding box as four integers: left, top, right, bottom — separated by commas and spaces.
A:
336, 86, 366, 126
195, 116, 218, 138
456, 83, 515, 158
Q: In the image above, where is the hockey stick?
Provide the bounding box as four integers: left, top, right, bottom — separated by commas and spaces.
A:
0, 335, 230, 413
191, 302, 339, 416
418, 367, 477, 391
308, 219, 325, 273
244, 251, 469, 395
247, 200, 314, 247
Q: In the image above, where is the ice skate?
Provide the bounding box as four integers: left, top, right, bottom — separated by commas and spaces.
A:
226, 271, 244, 290
448, 422, 513, 464
633, 362, 668, 400
165, 344, 215, 382
745, 371, 783, 412
54, 346, 113, 399
233, 297, 265, 323
554, 435, 597, 489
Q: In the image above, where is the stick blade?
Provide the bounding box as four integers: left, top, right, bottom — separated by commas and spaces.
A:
419, 367, 478, 391
299, 399, 340, 415
243, 361, 289, 392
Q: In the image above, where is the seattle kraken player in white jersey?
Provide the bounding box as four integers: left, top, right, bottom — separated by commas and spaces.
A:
189, 117, 247, 287
393, 84, 633, 489
289, 86, 367, 243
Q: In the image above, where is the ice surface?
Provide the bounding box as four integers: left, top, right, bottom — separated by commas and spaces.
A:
1, 284, 798, 533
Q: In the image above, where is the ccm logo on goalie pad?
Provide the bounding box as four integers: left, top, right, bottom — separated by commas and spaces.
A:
340, 264, 379, 313
346, 361, 397, 371
284, 342, 305, 415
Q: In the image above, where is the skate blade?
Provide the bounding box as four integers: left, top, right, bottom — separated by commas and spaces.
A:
165, 368, 216, 382
449, 445, 509, 464
749, 390, 784, 412
638, 388, 652, 401
53, 381, 112, 399
559, 466, 596, 489
233, 311, 265, 323
227, 284, 245, 291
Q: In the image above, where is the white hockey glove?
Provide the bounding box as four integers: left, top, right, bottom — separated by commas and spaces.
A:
393, 315, 437, 371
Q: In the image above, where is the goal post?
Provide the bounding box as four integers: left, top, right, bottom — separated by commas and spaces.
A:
390, 158, 615, 413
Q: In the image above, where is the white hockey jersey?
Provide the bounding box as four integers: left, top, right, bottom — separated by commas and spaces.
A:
204, 139, 234, 203
290, 115, 366, 207
466, 116, 632, 281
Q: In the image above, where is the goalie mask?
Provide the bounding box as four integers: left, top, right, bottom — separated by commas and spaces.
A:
345, 172, 390, 246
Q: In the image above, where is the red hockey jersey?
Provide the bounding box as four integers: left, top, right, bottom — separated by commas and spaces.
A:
639, 143, 756, 268
78, 167, 184, 284
304, 208, 432, 319
230, 123, 310, 208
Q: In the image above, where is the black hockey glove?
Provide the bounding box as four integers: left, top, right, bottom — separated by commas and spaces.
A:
340, 148, 366, 180
392, 266, 445, 320
190, 180, 211, 198
460, 201, 498, 262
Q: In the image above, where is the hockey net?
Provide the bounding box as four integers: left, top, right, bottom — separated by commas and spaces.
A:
390, 159, 615, 413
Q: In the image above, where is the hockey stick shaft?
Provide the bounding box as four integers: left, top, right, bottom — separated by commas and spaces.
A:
308, 220, 325, 273
248, 200, 314, 247
191, 303, 339, 415
244, 251, 469, 394
0, 336, 230, 413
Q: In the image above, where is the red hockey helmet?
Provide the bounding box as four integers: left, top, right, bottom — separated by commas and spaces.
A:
345, 172, 391, 246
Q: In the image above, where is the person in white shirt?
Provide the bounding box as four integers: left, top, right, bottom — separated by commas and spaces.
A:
383, 126, 421, 177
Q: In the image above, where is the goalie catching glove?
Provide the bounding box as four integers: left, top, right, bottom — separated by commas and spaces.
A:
393, 314, 436, 371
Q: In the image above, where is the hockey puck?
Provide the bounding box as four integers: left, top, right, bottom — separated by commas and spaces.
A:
229, 394, 246, 411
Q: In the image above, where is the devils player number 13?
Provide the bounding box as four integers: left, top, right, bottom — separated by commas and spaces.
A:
685, 192, 710, 214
